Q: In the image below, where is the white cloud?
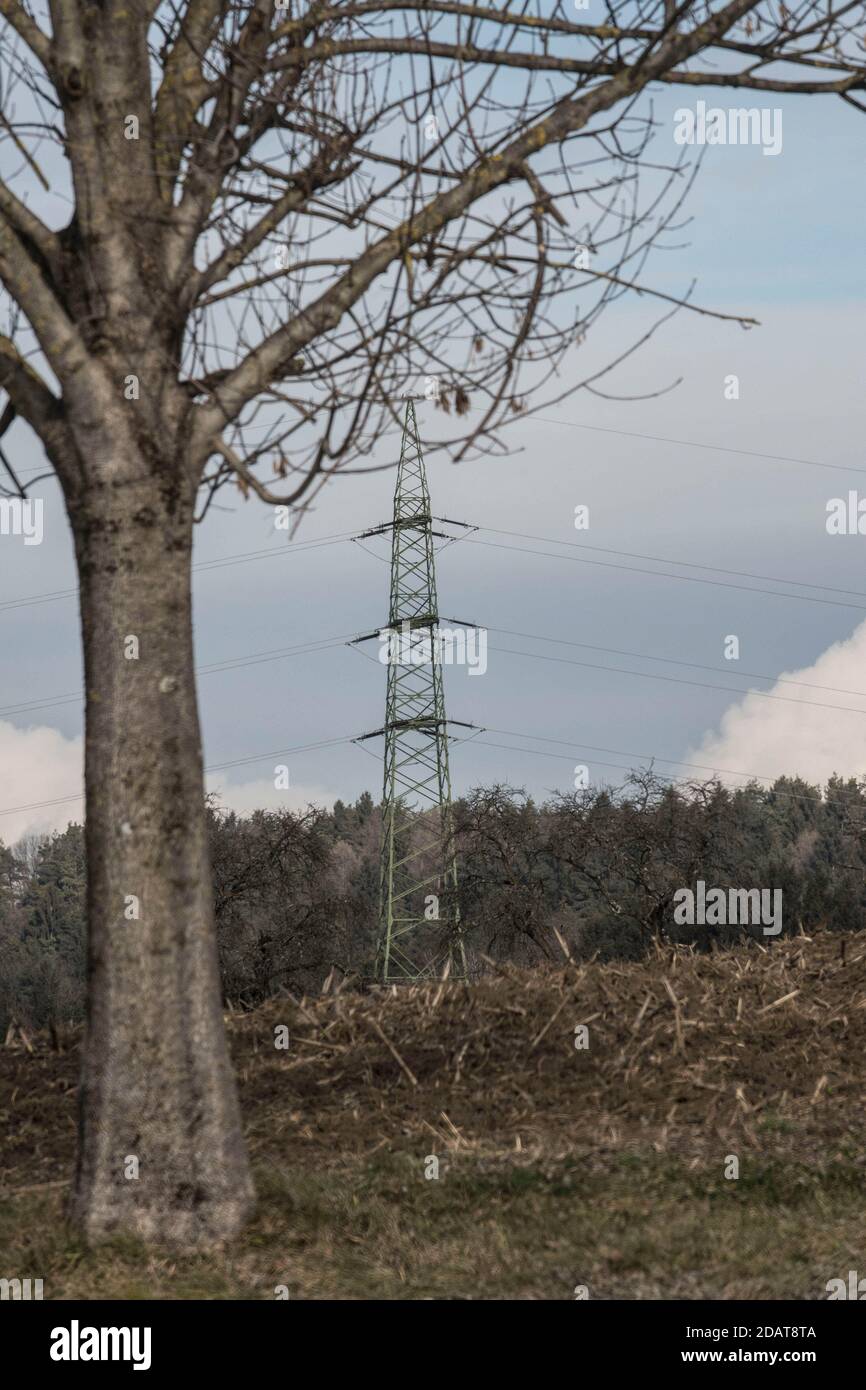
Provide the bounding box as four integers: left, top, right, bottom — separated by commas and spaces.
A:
689, 621, 866, 788
205, 774, 335, 816
0, 719, 83, 845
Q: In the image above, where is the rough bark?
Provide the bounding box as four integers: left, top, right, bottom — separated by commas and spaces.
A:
66, 460, 253, 1246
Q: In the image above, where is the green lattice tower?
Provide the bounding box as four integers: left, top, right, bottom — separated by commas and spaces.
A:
359, 398, 467, 983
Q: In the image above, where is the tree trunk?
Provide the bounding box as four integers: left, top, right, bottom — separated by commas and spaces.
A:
67, 468, 253, 1246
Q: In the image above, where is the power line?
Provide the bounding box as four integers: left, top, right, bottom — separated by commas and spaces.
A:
488, 625, 866, 701
4, 717, 864, 825
458, 735, 866, 822
4, 518, 865, 621
464, 726, 776, 786
8, 613, 866, 752
466, 405, 866, 478
0, 733, 359, 820
465, 537, 866, 614
489, 643, 866, 719
465, 728, 866, 811
6, 514, 866, 822
476, 526, 866, 602
206, 734, 352, 773
454, 734, 731, 785
0, 635, 354, 720
10, 402, 861, 480
193, 532, 355, 571
0, 529, 356, 615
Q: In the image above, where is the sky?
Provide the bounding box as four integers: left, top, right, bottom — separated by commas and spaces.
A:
2, 77, 866, 845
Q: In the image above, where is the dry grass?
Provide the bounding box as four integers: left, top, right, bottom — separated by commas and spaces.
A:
1, 928, 864, 1298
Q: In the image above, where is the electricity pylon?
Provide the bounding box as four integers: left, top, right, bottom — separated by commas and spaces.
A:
353, 398, 474, 983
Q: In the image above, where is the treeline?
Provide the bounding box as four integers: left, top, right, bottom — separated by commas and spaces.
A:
2, 772, 866, 1032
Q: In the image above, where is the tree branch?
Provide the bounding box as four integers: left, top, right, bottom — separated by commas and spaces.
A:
0, 217, 91, 389
0, 179, 61, 275
190, 0, 764, 460
0, 332, 72, 468
0, 0, 52, 69
189, 148, 360, 304
152, 0, 224, 204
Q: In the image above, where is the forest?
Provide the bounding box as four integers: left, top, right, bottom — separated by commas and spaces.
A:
4, 770, 865, 1035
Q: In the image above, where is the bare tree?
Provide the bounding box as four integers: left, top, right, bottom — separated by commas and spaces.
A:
0, 0, 863, 1246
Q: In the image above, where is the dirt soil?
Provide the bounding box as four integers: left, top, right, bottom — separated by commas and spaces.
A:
1, 928, 864, 1298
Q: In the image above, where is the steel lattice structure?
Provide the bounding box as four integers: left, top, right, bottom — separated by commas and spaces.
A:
354, 398, 470, 983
